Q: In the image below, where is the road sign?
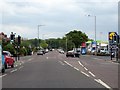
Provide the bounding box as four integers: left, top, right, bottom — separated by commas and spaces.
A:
108, 32, 117, 40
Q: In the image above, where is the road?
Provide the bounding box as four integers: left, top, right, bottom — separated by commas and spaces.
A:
1, 50, 119, 89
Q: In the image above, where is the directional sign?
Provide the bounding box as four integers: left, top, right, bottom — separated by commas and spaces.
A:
109, 32, 117, 40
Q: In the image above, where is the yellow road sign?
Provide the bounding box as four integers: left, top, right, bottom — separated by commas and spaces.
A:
109, 32, 116, 40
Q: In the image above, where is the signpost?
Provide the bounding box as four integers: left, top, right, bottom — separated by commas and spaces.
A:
108, 32, 120, 62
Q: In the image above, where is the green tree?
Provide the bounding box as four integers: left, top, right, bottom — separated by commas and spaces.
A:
40, 40, 48, 49
3, 43, 15, 55
66, 30, 88, 48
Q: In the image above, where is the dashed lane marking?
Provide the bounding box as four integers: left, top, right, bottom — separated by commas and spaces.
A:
81, 71, 90, 77
78, 61, 84, 67
59, 61, 65, 65
93, 58, 103, 60
0, 74, 7, 78
74, 67, 79, 71
10, 69, 18, 73
88, 71, 96, 77
46, 57, 49, 59
94, 79, 111, 89
84, 67, 88, 71
64, 61, 73, 67
19, 66, 24, 70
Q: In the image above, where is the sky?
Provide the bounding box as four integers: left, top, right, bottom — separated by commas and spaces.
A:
0, 0, 119, 41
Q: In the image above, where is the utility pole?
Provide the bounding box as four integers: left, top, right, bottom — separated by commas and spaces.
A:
87, 15, 97, 55
38, 25, 45, 50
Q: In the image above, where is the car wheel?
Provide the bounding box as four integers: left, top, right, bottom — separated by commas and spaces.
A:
11, 64, 14, 68
5, 63, 8, 69
1, 68, 5, 73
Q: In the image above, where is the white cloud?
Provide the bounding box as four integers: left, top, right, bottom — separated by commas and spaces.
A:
1, 24, 37, 38
1, 0, 118, 41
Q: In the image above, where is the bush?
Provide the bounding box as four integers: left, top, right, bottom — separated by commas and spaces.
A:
3, 43, 15, 55
20, 47, 27, 56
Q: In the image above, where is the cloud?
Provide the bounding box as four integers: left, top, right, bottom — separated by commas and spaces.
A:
1, 0, 119, 41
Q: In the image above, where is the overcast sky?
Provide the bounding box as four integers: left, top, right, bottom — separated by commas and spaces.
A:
0, 0, 119, 41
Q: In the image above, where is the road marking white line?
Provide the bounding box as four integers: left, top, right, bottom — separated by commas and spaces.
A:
46, 57, 49, 59
0, 74, 7, 78
10, 69, 17, 73
78, 61, 84, 67
74, 67, 79, 71
59, 61, 65, 65
28, 59, 32, 61
81, 71, 90, 77
93, 58, 103, 60
16, 65, 18, 67
64, 61, 73, 67
94, 79, 111, 89
19, 66, 24, 70
88, 71, 96, 77
84, 67, 88, 71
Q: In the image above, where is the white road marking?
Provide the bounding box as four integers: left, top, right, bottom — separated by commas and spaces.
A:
28, 59, 32, 61
78, 61, 84, 67
46, 57, 49, 59
81, 71, 90, 77
94, 79, 111, 89
64, 61, 73, 67
19, 66, 24, 70
10, 69, 17, 73
74, 67, 79, 71
84, 67, 88, 71
93, 58, 103, 60
59, 61, 65, 65
88, 71, 96, 77
0, 74, 7, 78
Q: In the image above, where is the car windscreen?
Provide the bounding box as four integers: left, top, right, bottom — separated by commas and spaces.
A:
2, 52, 9, 56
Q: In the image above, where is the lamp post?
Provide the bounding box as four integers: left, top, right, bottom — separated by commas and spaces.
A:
38, 25, 45, 49
87, 15, 97, 55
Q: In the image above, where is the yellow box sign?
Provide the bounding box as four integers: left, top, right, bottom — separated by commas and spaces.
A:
109, 32, 117, 40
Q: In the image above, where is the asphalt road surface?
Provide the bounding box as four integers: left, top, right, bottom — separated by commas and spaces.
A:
1, 50, 119, 89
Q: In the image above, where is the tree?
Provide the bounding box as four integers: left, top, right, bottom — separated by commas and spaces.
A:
40, 40, 48, 49
66, 30, 88, 48
3, 43, 15, 55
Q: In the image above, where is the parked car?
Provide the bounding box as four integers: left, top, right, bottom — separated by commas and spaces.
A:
66, 50, 75, 57
45, 49, 49, 53
37, 50, 44, 55
74, 50, 80, 58
2, 51, 15, 69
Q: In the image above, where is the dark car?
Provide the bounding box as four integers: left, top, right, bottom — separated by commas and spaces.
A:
66, 50, 75, 57
74, 50, 80, 58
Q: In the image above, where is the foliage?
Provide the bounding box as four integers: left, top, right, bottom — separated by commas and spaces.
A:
66, 30, 88, 48
3, 43, 15, 55
40, 40, 48, 49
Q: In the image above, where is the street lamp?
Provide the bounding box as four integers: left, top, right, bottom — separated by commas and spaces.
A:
38, 25, 45, 49
87, 15, 97, 55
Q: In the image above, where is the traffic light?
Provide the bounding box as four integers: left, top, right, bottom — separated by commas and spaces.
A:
117, 35, 120, 44
10, 34, 15, 41
18, 35, 21, 45
113, 35, 117, 41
